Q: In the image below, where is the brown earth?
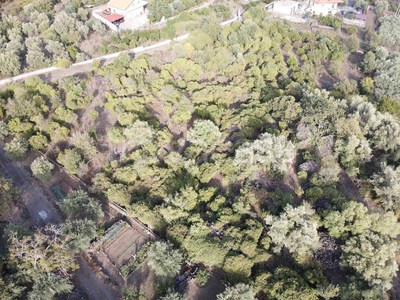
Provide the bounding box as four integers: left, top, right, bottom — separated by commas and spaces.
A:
185, 275, 226, 300
126, 260, 158, 300
0, 145, 62, 226
75, 254, 120, 300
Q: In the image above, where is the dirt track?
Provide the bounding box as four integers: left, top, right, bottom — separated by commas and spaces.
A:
0, 44, 172, 89
75, 255, 120, 300
0, 146, 61, 226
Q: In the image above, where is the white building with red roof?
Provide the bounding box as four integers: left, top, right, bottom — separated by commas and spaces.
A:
107, 0, 147, 21
311, 0, 343, 16
93, 0, 148, 31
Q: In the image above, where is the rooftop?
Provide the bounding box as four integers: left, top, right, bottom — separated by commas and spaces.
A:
104, 13, 124, 22
108, 0, 134, 11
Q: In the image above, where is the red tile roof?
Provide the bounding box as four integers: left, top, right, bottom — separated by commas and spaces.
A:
105, 13, 124, 22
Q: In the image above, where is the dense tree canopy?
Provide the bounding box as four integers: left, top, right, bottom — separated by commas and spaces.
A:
265, 203, 320, 259
377, 16, 400, 48
147, 242, 184, 278
216, 283, 256, 300
1, 3, 400, 299
234, 132, 296, 177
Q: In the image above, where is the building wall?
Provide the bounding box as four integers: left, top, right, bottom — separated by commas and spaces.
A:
312, 3, 337, 16
110, 7, 124, 15
124, 6, 145, 20
109, 1, 145, 20
273, 4, 297, 14
92, 10, 118, 31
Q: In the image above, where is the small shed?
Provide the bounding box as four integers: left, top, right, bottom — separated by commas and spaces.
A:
266, 0, 300, 15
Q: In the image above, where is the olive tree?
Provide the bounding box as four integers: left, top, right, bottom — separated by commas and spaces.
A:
61, 190, 103, 221
123, 120, 156, 149
63, 219, 98, 252
370, 163, 400, 210
341, 233, 398, 292
374, 52, 400, 101
160, 289, 187, 300
70, 132, 97, 158
30, 157, 54, 180
187, 119, 222, 151
57, 149, 84, 175
234, 132, 296, 176
265, 203, 320, 259
147, 241, 184, 278
216, 283, 256, 300
0, 121, 9, 139
0, 52, 21, 76
5, 137, 29, 160
377, 16, 400, 48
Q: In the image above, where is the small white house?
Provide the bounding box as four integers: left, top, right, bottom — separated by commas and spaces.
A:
266, 0, 300, 15
311, 0, 343, 16
107, 0, 147, 21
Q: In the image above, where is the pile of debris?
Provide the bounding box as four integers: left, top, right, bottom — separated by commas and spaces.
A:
314, 233, 342, 270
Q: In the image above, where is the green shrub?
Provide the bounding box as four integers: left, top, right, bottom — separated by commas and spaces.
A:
56, 57, 72, 68
319, 16, 343, 30
346, 26, 357, 35
196, 269, 210, 287
120, 242, 153, 278
378, 96, 400, 117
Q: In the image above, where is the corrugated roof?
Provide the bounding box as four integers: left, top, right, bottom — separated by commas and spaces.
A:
108, 0, 134, 11
105, 13, 124, 22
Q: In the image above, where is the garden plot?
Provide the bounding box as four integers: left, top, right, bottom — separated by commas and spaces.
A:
102, 223, 149, 267
80, 219, 157, 299
94, 220, 155, 268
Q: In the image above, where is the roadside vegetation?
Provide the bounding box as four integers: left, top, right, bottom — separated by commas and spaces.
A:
0, 0, 108, 76
1, 0, 400, 299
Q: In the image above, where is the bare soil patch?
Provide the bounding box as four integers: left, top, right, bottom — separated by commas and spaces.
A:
185, 274, 226, 300
75, 254, 120, 300
0, 145, 62, 226
126, 261, 158, 300
103, 225, 148, 267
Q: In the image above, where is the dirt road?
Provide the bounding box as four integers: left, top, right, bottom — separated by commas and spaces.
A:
0, 146, 61, 226
0, 41, 175, 89
75, 255, 120, 300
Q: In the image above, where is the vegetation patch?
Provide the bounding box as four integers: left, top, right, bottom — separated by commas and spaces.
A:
120, 241, 153, 278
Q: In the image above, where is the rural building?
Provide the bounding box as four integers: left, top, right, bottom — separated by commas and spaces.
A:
311, 0, 343, 16
266, 0, 301, 15
92, 0, 147, 31
107, 0, 147, 21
